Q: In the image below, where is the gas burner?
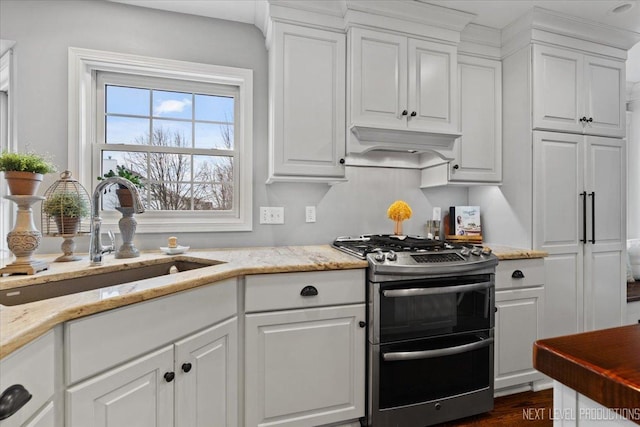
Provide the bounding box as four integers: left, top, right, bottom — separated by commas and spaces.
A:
332, 234, 451, 259
332, 234, 497, 276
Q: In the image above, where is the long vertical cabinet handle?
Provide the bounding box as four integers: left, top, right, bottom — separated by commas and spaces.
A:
589, 192, 595, 244
580, 192, 587, 244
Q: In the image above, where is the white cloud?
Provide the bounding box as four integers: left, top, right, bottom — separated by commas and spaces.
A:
154, 98, 192, 115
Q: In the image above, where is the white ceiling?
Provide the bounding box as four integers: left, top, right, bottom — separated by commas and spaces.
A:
108, 0, 640, 81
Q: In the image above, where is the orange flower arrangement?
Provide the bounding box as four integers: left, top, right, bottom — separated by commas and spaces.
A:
387, 200, 412, 235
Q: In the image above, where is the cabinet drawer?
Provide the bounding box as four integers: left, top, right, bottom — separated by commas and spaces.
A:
65, 278, 236, 385
245, 269, 365, 312
496, 259, 544, 289
0, 331, 55, 427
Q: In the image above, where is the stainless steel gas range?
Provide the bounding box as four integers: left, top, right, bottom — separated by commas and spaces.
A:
333, 235, 499, 427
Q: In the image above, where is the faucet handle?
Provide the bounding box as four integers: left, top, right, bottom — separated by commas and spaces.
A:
103, 230, 116, 254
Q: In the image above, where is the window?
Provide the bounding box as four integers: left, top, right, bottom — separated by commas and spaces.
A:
96, 73, 238, 213
0, 44, 16, 263
69, 48, 253, 232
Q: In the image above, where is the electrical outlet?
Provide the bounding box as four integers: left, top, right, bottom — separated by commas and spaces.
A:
305, 206, 316, 223
433, 207, 442, 220
260, 207, 284, 224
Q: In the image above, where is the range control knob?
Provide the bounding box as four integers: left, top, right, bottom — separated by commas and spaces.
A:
374, 250, 386, 262
386, 250, 398, 261
481, 247, 492, 256
460, 247, 471, 257
471, 247, 482, 256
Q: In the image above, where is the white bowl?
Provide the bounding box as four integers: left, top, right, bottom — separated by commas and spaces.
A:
160, 245, 189, 255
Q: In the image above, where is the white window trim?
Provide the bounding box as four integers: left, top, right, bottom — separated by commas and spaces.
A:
1, 43, 17, 264
68, 47, 253, 232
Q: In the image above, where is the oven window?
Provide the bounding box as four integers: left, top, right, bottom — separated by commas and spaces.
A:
379, 332, 492, 409
379, 274, 493, 342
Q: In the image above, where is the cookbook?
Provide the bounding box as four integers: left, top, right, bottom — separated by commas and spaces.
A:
449, 206, 482, 237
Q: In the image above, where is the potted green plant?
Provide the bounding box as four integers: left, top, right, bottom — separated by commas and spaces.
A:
0, 151, 57, 195
97, 165, 144, 207
42, 192, 89, 235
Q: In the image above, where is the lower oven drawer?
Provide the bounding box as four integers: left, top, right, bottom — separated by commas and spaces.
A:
377, 331, 493, 410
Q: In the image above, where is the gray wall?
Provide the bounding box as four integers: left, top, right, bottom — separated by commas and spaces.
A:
0, 0, 466, 253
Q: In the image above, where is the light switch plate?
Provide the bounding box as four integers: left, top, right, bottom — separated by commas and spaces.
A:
260, 207, 284, 224
305, 206, 316, 223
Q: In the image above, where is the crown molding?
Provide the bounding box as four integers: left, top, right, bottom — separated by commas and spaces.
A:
502, 6, 640, 59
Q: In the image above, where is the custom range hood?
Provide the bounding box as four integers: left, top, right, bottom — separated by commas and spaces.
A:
342, 1, 474, 168
346, 125, 461, 168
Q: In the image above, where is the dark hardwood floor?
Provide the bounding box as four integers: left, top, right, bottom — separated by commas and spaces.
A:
434, 389, 553, 426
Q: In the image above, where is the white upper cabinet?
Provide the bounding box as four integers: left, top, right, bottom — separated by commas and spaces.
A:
267, 22, 346, 184
420, 54, 502, 187
533, 44, 625, 137
450, 55, 502, 183
407, 38, 458, 133
350, 27, 458, 133
350, 29, 407, 129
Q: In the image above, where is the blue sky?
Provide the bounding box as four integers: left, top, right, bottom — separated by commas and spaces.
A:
105, 85, 234, 149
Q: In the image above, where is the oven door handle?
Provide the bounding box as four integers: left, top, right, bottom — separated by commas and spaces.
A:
382, 336, 494, 362
381, 281, 492, 298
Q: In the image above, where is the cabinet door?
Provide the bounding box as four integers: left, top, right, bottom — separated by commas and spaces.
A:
22, 402, 54, 427
407, 38, 458, 133
174, 318, 238, 427
494, 287, 544, 390
583, 137, 625, 330
245, 304, 365, 427
583, 55, 625, 138
533, 131, 584, 253
533, 45, 584, 134
349, 27, 407, 128
533, 131, 584, 338
269, 23, 346, 180
67, 346, 174, 427
450, 55, 501, 183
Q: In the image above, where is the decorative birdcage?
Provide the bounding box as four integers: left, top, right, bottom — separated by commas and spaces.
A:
41, 170, 91, 262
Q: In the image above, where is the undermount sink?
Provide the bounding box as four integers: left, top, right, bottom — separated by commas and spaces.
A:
0, 259, 221, 306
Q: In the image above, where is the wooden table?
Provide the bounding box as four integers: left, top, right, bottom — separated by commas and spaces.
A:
534, 324, 640, 424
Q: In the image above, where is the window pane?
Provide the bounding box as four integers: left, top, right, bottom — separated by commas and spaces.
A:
152, 120, 192, 147
148, 152, 192, 182
106, 86, 150, 116
106, 116, 149, 144
193, 155, 233, 211
100, 151, 148, 211
153, 90, 192, 119
194, 123, 234, 149
147, 183, 192, 211
194, 183, 233, 210
195, 94, 234, 122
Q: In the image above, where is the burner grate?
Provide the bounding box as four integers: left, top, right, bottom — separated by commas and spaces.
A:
411, 253, 465, 263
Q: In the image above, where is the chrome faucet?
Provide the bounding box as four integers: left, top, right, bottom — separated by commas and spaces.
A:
89, 177, 145, 266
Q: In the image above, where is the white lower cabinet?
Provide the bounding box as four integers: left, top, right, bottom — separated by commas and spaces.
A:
67, 345, 175, 427
174, 319, 238, 427
67, 318, 237, 427
0, 329, 58, 427
245, 306, 365, 427
23, 402, 55, 427
244, 269, 366, 427
64, 280, 238, 427
494, 259, 545, 392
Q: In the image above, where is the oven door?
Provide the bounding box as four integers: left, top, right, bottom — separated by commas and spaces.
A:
368, 331, 494, 427
377, 331, 494, 408
372, 274, 494, 344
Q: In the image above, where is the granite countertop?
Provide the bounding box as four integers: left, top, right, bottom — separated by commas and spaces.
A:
0, 245, 367, 359
485, 244, 548, 260
534, 324, 640, 421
